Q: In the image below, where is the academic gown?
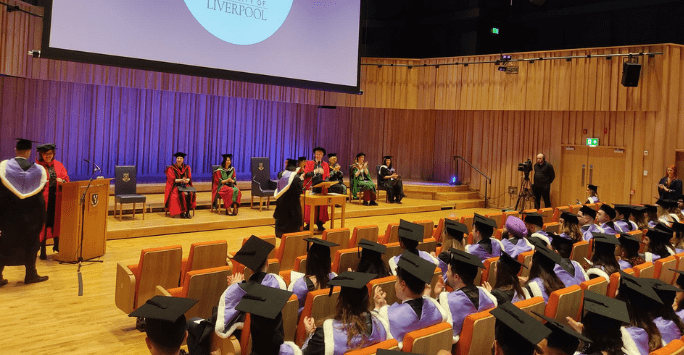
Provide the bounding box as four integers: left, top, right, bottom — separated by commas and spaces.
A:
273, 170, 304, 238
600, 222, 617, 235
438, 285, 497, 343
586, 196, 600, 204
615, 220, 639, 233
302, 160, 330, 224
677, 309, 684, 322
378, 165, 404, 202
327, 164, 346, 195
501, 237, 533, 258
586, 265, 613, 282
289, 272, 338, 314
582, 224, 604, 241
654, 317, 682, 344
624, 326, 650, 355
249, 312, 302, 355
164, 164, 197, 217
530, 230, 552, 246
389, 250, 439, 276
555, 259, 588, 286
301, 313, 389, 355
526, 277, 553, 303
490, 287, 529, 305
465, 238, 504, 262
0, 158, 47, 267
36, 159, 69, 241
212, 166, 241, 209
618, 259, 633, 270
373, 296, 448, 349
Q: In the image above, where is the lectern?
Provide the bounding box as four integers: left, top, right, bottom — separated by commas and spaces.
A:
53, 179, 110, 262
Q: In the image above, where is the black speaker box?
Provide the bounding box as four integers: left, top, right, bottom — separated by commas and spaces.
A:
621, 62, 641, 87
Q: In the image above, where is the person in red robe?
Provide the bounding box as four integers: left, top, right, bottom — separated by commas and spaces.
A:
164, 152, 196, 219
36, 143, 70, 260
212, 154, 242, 216
302, 147, 330, 232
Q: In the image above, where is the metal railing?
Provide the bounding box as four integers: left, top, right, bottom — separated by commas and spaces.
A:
454, 156, 491, 208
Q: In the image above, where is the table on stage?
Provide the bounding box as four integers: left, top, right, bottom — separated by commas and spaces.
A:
300, 187, 346, 229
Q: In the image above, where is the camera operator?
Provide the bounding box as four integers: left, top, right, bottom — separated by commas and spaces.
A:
532, 153, 555, 209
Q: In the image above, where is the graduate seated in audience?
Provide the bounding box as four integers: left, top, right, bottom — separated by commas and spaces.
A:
586, 233, 620, 281
616, 271, 664, 355
586, 184, 600, 204
483, 251, 529, 304
549, 232, 588, 286
491, 302, 550, 355
644, 278, 684, 344
129, 296, 198, 355
656, 198, 678, 225
534, 311, 592, 355
437, 219, 469, 281
388, 220, 439, 275
617, 232, 645, 270
645, 204, 659, 229
672, 270, 684, 321
578, 205, 605, 241
501, 216, 533, 258
302, 272, 389, 355
351, 152, 377, 206
290, 238, 338, 315
373, 252, 447, 349
525, 242, 569, 303
671, 221, 684, 253
217, 236, 286, 338
632, 206, 649, 230
613, 205, 639, 233
235, 282, 301, 355
435, 248, 497, 344
566, 291, 639, 355
596, 204, 618, 235
356, 239, 391, 279
465, 214, 504, 262
523, 212, 551, 246
641, 225, 675, 262
559, 211, 583, 243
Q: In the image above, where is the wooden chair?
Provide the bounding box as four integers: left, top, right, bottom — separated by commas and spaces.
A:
295, 287, 340, 346
115, 245, 183, 314
244, 259, 280, 281
650, 339, 684, 355
156, 266, 230, 319
538, 207, 555, 224
417, 238, 438, 254
275, 231, 312, 271
493, 228, 504, 240
332, 247, 361, 274
654, 255, 677, 284
413, 220, 435, 241
434, 218, 447, 243
344, 339, 399, 354
569, 204, 583, 214
514, 297, 546, 323
367, 275, 398, 311
570, 241, 591, 266
455, 309, 495, 355
381, 223, 400, 244
518, 251, 534, 278
481, 257, 499, 287
586, 203, 600, 211
210, 165, 223, 214
578, 277, 609, 319
180, 240, 228, 285
322, 228, 350, 256
382, 242, 403, 266
674, 252, 684, 285
348, 165, 366, 204
634, 262, 654, 278
484, 212, 504, 229
607, 269, 634, 298
349, 225, 380, 247
552, 206, 572, 223
543, 222, 561, 234
503, 211, 521, 226
460, 215, 474, 234
545, 285, 583, 324
402, 322, 453, 354
282, 294, 299, 342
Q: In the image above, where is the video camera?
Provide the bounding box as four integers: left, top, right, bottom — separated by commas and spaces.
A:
518, 159, 533, 180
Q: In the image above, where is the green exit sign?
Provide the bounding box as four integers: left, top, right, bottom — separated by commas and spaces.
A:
586, 138, 599, 147
491, 27, 499, 35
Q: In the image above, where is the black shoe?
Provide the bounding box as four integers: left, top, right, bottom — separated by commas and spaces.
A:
369, 201, 378, 206
0, 278, 8, 287
388, 200, 395, 204
53, 237, 59, 252
396, 201, 403, 204
180, 213, 187, 219
186, 212, 192, 219
24, 275, 49, 284
39, 245, 47, 260
304, 224, 311, 231
363, 201, 369, 206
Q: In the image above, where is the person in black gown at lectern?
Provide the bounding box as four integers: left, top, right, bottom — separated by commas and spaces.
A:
273, 159, 304, 238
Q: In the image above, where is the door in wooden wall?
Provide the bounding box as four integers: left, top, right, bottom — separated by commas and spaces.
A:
561, 146, 627, 205
560, 146, 589, 206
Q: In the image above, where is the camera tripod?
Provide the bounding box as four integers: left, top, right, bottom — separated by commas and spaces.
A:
514, 175, 534, 212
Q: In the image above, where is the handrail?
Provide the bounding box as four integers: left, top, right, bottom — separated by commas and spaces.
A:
454, 156, 491, 208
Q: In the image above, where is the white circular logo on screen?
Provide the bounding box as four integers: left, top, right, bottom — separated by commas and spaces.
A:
184, 0, 294, 45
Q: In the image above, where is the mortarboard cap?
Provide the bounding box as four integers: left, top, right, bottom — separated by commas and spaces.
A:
15, 138, 35, 151
618, 270, 663, 305
397, 251, 435, 285
613, 204, 632, 218
533, 311, 592, 351
588, 184, 598, 192
297, 156, 308, 163
592, 233, 620, 246
646, 227, 673, 242
231, 235, 275, 271
499, 251, 526, 273
550, 232, 574, 249
312, 147, 326, 155
303, 237, 339, 252
328, 271, 377, 291
599, 204, 617, 219
618, 232, 642, 247
528, 236, 548, 249
523, 212, 544, 227
670, 269, 684, 289
355, 152, 366, 159
444, 219, 468, 240
583, 291, 630, 323
560, 211, 579, 225
630, 205, 646, 214
656, 199, 678, 209
173, 152, 187, 158
221, 153, 233, 159
644, 204, 658, 213
236, 282, 293, 319
128, 296, 198, 349
327, 153, 337, 158
579, 205, 597, 219
643, 278, 682, 307
358, 238, 386, 255
382, 155, 392, 162
533, 243, 570, 272
398, 219, 424, 243
671, 222, 684, 233
491, 302, 552, 348
36, 143, 56, 152
473, 213, 498, 229
449, 248, 485, 269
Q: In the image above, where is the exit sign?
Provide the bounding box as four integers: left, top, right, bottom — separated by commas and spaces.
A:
586, 138, 599, 147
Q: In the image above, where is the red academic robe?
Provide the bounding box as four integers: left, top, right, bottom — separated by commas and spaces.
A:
303, 160, 330, 224
164, 164, 197, 217
212, 167, 242, 210
37, 159, 69, 241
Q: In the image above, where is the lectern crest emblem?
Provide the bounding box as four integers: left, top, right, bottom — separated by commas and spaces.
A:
122, 173, 131, 182
91, 193, 99, 207
258, 163, 264, 171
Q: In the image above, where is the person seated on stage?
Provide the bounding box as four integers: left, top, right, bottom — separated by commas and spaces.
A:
559, 211, 583, 243
216, 236, 286, 338
641, 225, 675, 263
613, 205, 639, 233
491, 302, 550, 355
388, 219, 439, 275
303, 147, 330, 232
164, 152, 196, 219
274, 159, 304, 239
523, 212, 551, 246
586, 184, 600, 204
437, 219, 469, 281
289, 238, 338, 315
524, 242, 568, 303
379, 156, 405, 204
615, 271, 665, 355
645, 278, 684, 344
212, 154, 242, 216
235, 283, 301, 355
645, 204, 659, 229
302, 272, 389, 355
549, 233, 588, 287
578, 205, 604, 241
483, 251, 529, 304
501, 216, 532, 258
356, 239, 391, 279
585, 233, 620, 281
36, 143, 70, 260
465, 214, 504, 262
632, 205, 649, 230
595, 204, 618, 235
617, 232, 645, 270
535, 311, 592, 355
128, 296, 198, 355
373, 251, 448, 350
351, 152, 377, 206
435, 248, 497, 344
326, 153, 347, 195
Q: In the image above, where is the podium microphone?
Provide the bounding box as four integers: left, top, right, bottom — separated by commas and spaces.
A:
84, 159, 102, 173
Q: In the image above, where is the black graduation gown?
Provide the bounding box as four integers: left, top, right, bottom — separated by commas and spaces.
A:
273, 175, 303, 238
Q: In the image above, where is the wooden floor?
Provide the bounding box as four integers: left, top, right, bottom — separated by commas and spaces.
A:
0, 206, 497, 355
